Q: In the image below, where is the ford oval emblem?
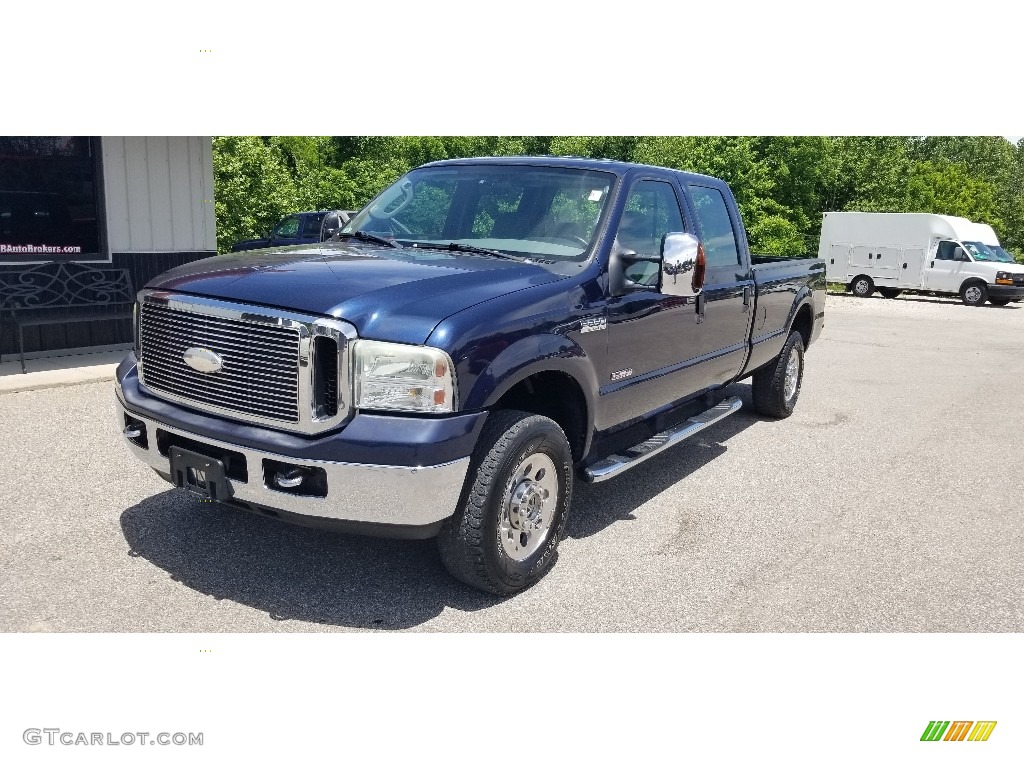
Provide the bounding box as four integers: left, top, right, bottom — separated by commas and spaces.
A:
183, 347, 223, 373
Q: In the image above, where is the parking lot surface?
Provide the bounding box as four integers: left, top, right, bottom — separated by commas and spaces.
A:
2, 293, 1022, 632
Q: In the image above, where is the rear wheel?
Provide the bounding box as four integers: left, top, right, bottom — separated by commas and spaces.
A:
851, 276, 874, 298
878, 288, 902, 299
438, 410, 573, 595
752, 331, 805, 419
989, 298, 1010, 306
960, 282, 987, 306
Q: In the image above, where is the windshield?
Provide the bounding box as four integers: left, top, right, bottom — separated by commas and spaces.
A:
963, 241, 1003, 261
987, 245, 1018, 264
342, 164, 617, 262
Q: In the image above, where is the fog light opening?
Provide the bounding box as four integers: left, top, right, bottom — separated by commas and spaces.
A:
263, 460, 328, 498
123, 414, 148, 449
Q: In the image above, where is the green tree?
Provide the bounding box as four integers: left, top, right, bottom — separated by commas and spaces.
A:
212, 135, 1024, 260
906, 160, 1003, 229
212, 136, 300, 253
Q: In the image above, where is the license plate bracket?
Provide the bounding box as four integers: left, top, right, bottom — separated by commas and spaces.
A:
169, 446, 230, 501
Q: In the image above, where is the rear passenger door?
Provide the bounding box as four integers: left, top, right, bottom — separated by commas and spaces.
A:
685, 184, 754, 384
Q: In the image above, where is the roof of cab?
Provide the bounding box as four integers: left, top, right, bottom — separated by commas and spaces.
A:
419, 155, 725, 186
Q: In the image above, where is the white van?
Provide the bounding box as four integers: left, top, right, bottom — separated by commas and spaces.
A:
820, 212, 1024, 306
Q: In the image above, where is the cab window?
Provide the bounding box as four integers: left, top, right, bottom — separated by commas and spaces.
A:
688, 185, 740, 268
616, 180, 685, 287
272, 215, 301, 238
935, 241, 959, 261
301, 213, 326, 237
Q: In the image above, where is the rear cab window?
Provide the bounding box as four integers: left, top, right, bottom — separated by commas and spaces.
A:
687, 185, 742, 272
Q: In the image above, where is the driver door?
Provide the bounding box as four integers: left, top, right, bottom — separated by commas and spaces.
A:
603, 177, 703, 427
925, 240, 965, 292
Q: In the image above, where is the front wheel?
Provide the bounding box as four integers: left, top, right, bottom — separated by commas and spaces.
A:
438, 410, 573, 595
961, 282, 987, 306
752, 331, 805, 419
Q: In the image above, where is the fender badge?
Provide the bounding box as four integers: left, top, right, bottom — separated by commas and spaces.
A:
579, 316, 607, 333
610, 368, 633, 381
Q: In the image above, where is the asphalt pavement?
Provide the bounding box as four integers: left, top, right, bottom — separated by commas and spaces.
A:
2, 292, 1022, 632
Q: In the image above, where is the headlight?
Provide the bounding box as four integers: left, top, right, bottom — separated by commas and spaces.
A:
995, 271, 1013, 285
353, 340, 457, 413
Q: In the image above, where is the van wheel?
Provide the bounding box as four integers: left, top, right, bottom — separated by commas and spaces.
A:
989, 298, 1010, 306
752, 331, 805, 419
960, 282, 987, 306
851, 276, 874, 298
878, 288, 902, 299
438, 410, 573, 595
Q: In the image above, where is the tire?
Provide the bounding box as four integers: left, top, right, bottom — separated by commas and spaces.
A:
989, 298, 1010, 306
438, 410, 573, 595
878, 288, 902, 299
960, 282, 987, 306
752, 331, 805, 419
850, 276, 874, 298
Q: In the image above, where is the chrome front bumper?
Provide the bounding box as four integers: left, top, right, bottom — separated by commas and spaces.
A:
117, 397, 471, 534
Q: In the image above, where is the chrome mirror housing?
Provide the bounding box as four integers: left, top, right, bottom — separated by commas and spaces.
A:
661, 232, 706, 297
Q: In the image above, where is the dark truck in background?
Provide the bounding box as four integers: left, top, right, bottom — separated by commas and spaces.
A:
230, 209, 356, 252
116, 157, 825, 594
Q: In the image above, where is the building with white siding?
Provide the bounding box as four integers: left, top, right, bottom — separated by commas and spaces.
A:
0, 136, 217, 359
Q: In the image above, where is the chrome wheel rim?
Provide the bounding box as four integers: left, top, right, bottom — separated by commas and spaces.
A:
965, 286, 982, 303
784, 347, 800, 401
854, 279, 870, 295
499, 452, 558, 561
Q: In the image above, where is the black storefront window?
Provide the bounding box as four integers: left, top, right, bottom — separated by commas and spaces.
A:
0, 137, 104, 263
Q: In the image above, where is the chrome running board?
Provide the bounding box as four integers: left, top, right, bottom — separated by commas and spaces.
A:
583, 396, 743, 483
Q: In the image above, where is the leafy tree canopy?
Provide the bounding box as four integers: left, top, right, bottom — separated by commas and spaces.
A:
213, 136, 1024, 261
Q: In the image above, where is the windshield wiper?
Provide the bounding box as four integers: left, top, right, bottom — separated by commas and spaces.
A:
428, 242, 521, 261
335, 230, 402, 248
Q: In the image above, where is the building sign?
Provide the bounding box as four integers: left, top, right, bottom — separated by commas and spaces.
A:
0, 137, 104, 263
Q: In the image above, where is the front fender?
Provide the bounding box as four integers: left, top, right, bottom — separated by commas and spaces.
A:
467, 332, 599, 412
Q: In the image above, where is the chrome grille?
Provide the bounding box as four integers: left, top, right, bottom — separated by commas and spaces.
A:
140, 301, 301, 423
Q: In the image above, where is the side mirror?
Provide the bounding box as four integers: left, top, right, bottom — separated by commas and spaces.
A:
953, 246, 968, 261
609, 246, 658, 296
661, 232, 706, 297
321, 212, 342, 242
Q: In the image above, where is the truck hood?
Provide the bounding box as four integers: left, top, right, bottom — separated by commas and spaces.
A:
146, 242, 566, 345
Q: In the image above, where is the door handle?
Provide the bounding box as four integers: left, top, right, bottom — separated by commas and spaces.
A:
742, 285, 751, 312
902, 262, 907, 269
930, 260, 935, 268
695, 292, 706, 324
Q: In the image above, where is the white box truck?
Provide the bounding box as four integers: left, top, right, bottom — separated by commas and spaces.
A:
820, 212, 1024, 306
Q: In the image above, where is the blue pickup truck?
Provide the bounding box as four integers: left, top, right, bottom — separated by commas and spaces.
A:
230, 210, 355, 252
116, 156, 825, 594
